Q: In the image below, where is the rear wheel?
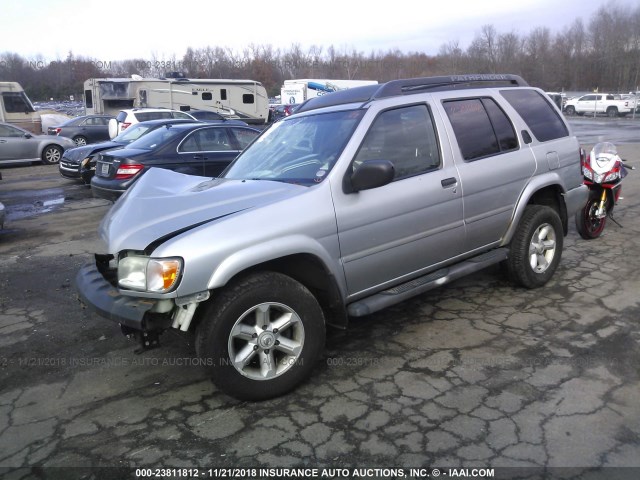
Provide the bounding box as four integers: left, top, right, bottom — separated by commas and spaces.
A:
607, 107, 619, 118
73, 135, 88, 146
195, 271, 326, 400
575, 193, 607, 239
506, 205, 563, 289
41, 145, 63, 165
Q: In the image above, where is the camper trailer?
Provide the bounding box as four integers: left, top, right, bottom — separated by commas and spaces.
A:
0, 82, 42, 134
84, 76, 270, 124
280, 79, 378, 105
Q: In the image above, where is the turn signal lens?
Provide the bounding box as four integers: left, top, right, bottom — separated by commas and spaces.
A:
118, 255, 182, 293
147, 259, 181, 292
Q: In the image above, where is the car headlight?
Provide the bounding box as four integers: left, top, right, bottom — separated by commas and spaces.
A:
118, 255, 182, 293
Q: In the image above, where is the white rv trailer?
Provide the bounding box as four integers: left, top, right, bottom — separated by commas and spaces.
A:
0, 82, 42, 133
280, 79, 378, 105
84, 77, 270, 124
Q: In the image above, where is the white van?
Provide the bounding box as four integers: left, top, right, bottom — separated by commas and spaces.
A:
0, 82, 42, 134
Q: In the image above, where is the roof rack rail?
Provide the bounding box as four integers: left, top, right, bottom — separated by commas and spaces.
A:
373, 74, 528, 99
295, 74, 528, 114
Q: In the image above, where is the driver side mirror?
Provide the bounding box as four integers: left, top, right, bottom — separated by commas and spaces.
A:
345, 160, 395, 193
23, 133, 32, 139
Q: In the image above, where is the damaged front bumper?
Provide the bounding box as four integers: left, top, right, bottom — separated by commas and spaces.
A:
76, 257, 209, 345
75, 261, 173, 333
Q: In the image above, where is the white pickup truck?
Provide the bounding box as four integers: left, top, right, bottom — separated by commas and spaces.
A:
564, 93, 637, 117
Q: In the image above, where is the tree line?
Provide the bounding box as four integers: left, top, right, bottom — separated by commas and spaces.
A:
1, 1, 639, 100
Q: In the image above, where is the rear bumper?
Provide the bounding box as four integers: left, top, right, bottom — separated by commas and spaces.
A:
563, 183, 589, 217
90, 182, 125, 201
76, 261, 170, 332
90, 174, 134, 201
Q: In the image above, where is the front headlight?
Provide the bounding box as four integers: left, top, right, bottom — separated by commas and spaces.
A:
118, 255, 182, 293
604, 170, 620, 182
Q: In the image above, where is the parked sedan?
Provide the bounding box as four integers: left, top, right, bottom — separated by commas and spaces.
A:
59, 118, 198, 184
48, 114, 114, 146
91, 123, 260, 201
0, 122, 75, 165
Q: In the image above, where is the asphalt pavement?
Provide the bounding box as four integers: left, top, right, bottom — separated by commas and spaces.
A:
0, 134, 639, 479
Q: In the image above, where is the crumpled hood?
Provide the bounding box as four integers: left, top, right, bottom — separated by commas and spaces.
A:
99, 168, 305, 254
62, 141, 122, 162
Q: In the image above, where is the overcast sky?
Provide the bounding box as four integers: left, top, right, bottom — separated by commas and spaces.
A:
1, 0, 636, 63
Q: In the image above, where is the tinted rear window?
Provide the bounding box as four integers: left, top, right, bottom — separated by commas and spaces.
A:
443, 98, 517, 161
501, 89, 569, 142
135, 111, 173, 122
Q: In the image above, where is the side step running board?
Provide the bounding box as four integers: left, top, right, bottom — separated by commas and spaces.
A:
347, 248, 509, 317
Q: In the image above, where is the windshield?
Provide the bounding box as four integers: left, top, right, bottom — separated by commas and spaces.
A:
223, 109, 364, 185
125, 125, 184, 150
592, 142, 617, 157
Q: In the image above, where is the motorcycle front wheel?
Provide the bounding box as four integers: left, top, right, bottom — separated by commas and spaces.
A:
575, 195, 607, 239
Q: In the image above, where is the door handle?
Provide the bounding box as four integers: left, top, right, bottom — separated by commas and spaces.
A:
441, 177, 457, 188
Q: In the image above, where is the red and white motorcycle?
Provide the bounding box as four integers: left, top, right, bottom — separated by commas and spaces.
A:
576, 142, 633, 239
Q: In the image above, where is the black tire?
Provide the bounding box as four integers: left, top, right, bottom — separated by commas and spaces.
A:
41, 145, 63, 165
73, 135, 88, 146
607, 107, 619, 118
506, 205, 563, 289
195, 271, 326, 401
575, 192, 607, 239
565, 106, 576, 116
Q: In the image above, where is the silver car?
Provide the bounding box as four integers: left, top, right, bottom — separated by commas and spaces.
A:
77, 74, 588, 401
0, 122, 75, 165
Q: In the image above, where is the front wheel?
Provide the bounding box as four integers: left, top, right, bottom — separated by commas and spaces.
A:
506, 205, 563, 289
41, 145, 63, 165
575, 193, 607, 239
195, 271, 326, 401
565, 106, 576, 115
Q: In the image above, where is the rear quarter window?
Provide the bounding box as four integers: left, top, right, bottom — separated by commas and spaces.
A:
500, 89, 569, 142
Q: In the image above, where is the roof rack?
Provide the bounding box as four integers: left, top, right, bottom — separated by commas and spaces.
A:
296, 74, 528, 113
374, 74, 528, 98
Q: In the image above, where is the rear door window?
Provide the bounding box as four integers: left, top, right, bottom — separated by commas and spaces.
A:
443, 98, 517, 161
229, 128, 259, 149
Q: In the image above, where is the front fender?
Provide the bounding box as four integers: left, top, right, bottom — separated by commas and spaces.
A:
206, 234, 345, 294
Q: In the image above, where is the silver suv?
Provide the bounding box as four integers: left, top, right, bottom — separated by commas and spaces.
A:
77, 74, 588, 400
